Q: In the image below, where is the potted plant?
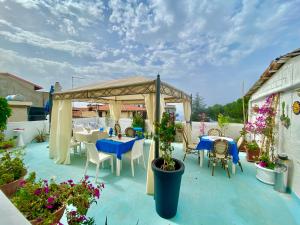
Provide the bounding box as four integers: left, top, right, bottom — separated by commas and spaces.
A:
246, 94, 278, 184
0, 152, 27, 197
34, 128, 48, 143
12, 173, 103, 225
217, 113, 229, 136
174, 122, 183, 142
245, 140, 260, 162
132, 113, 145, 131
151, 113, 185, 219
280, 101, 291, 129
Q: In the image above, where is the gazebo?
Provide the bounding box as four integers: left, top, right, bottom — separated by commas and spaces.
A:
49, 75, 191, 194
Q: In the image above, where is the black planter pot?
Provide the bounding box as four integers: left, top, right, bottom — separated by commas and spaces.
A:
151, 157, 185, 219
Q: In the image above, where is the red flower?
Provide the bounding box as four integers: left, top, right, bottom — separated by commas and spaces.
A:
46, 205, 53, 209
94, 188, 100, 199
34, 188, 42, 196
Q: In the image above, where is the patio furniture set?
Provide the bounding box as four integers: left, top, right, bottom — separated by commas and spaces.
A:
182, 128, 243, 178
72, 125, 146, 180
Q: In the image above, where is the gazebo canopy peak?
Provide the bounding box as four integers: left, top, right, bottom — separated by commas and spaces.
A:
53, 75, 191, 104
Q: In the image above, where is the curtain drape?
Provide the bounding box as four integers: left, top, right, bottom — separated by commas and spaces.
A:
183, 100, 192, 151
109, 100, 122, 124
49, 100, 72, 164
145, 94, 165, 195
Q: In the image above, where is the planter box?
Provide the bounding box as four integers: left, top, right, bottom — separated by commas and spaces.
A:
246, 148, 260, 162
255, 163, 275, 185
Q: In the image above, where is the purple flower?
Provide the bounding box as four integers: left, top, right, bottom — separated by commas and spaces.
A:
19, 180, 26, 187
46, 205, 53, 209
44, 186, 49, 194
94, 188, 100, 199
84, 175, 89, 180
47, 196, 55, 204
34, 188, 42, 196
68, 179, 73, 184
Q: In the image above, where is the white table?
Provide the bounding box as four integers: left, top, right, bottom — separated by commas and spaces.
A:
98, 137, 136, 176
198, 136, 236, 175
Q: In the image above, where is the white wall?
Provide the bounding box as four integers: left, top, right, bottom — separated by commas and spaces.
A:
249, 55, 300, 198
5, 120, 49, 144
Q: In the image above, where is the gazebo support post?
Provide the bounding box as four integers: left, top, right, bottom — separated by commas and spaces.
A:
155, 74, 161, 159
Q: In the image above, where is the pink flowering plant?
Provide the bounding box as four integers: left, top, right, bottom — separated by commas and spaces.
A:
12, 173, 103, 225
245, 94, 277, 169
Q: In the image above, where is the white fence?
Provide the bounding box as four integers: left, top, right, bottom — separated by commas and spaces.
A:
5, 120, 49, 144
4, 118, 244, 145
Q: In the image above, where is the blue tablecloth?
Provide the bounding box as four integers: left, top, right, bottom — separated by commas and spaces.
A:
96, 138, 136, 160
196, 136, 239, 164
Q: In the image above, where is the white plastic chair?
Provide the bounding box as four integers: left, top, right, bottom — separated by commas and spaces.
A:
84, 142, 114, 182
124, 139, 145, 177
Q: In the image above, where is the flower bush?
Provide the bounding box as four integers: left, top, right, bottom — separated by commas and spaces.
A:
245, 94, 278, 169
12, 173, 103, 225
0, 152, 26, 185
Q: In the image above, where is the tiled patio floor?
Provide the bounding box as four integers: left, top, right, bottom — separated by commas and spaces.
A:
23, 141, 300, 225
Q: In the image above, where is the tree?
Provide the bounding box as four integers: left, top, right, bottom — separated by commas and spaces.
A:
0, 97, 11, 141
191, 93, 206, 121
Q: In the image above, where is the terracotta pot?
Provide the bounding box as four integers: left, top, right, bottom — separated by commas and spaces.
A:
30, 205, 66, 225
0, 170, 27, 198
246, 147, 260, 162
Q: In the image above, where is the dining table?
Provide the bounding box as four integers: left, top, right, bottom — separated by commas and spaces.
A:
196, 135, 239, 174
95, 136, 137, 176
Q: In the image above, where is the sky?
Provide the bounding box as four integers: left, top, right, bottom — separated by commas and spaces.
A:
0, 0, 300, 106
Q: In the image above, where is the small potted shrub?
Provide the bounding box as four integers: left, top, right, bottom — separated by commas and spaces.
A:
12, 174, 103, 225
132, 113, 145, 131
0, 152, 27, 197
174, 122, 183, 142
34, 128, 48, 143
151, 113, 185, 219
245, 140, 260, 162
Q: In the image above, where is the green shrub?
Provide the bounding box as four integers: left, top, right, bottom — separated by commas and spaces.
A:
0, 97, 11, 132
132, 113, 145, 130
0, 152, 26, 185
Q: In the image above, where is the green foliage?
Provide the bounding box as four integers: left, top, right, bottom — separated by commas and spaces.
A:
0, 97, 11, 132
280, 101, 291, 129
207, 97, 249, 122
191, 93, 206, 121
156, 113, 176, 171
12, 174, 103, 224
217, 113, 229, 128
0, 152, 26, 185
174, 122, 183, 130
35, 127, 48, 143
132, 113, 145, 130
246, 140, 259, 151
0, 138, 16, 150
259, 153, 275, 170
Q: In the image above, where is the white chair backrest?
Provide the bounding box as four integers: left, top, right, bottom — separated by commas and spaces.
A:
90, 130, 100, 143
85, 142, 99, 164
237, 136, 244, 149
99, 132, 109, 140
131, 139, 144, 159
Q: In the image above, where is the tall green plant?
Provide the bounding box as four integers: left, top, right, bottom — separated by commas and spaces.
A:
132, 113, 145, 130
156, 113, 176, 171
0, 98, 11, 142
217, 113, 229, 136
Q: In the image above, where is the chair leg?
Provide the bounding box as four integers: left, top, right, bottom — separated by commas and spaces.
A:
95, 163, 100, 183
198, 151, 200, 164
212, 162, 216, 176
110, 158, 114, 173
131, 160, 135, 177
238, 161, 243, 172
137, 158, 140, 164
225, 164, 230, 178
208, 159, 210, 168
183, 152, 187, 161
84, 160, 89, 176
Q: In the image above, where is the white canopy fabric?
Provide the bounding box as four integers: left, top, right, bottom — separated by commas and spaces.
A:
109, 100, 122, 123
183, 100, 192, 150
49, 76, 190, 194
49, 99, 72, 164
145, 94, 165, 194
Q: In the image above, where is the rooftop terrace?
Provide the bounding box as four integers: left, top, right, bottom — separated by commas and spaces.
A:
23, 141, 300, 225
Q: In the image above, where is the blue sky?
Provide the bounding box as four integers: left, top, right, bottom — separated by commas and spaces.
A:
0, 0, 299, 105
